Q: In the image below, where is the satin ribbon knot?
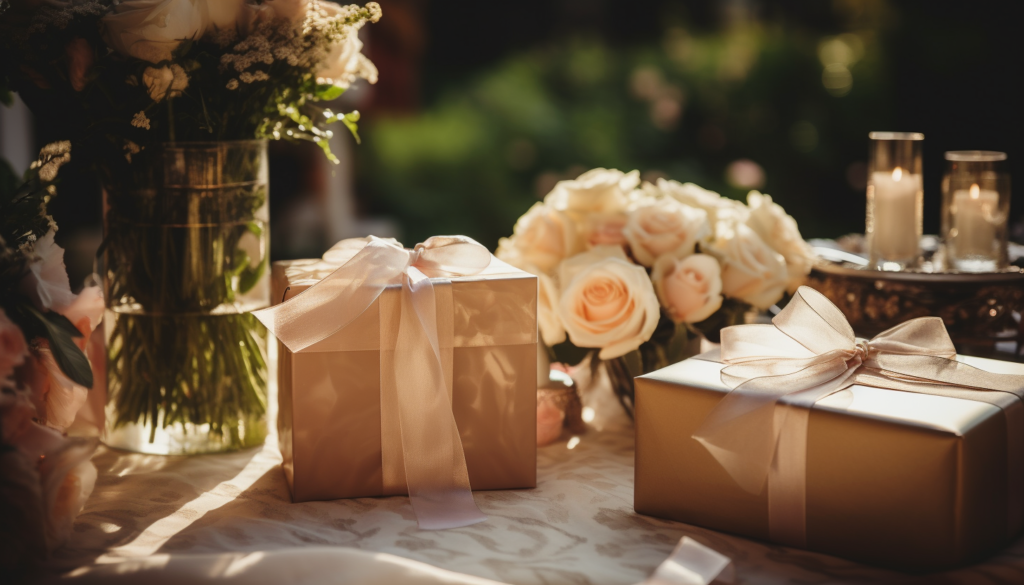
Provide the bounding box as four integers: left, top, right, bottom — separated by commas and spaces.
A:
693, 286, 1024, 546
255, 235, 492, 530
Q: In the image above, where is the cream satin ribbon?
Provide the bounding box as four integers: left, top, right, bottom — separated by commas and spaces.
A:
254, 236, 492, 530
693, 286, 1024, 547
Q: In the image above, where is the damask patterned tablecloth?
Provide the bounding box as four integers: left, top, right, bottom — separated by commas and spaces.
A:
48, 421, 1024, 585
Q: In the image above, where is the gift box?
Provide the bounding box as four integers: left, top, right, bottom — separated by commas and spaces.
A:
634, 287, 1024, 572
267, 237, 537, 507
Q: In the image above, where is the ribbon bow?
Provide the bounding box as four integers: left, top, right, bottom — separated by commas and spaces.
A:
693, 286, 1024, 545
254, 235, 492, 530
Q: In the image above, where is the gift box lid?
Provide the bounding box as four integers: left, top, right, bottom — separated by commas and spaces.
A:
271, 255, 538, 352
642, 350, 1019, 435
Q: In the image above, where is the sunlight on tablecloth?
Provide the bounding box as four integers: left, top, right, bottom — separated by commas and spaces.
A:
51, 424, 1024, 585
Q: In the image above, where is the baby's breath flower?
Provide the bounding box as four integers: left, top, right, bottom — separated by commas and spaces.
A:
39, 141, 71, 157
131, 111, 151, 130
239, 71, 270, 83
123, 140, 141, 162
226, 79, 239, 90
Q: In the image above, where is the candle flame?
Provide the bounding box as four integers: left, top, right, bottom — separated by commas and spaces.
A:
970, 183, 980, 199
892, 166, 903, 181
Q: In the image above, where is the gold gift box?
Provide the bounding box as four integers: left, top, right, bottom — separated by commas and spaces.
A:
272, 256, 537, 503
635, 351, 1024, 572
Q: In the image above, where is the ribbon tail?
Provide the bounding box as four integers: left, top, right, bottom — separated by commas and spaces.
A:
871, 353, 1024, 395
392, 268, 485, 529
692, 357, 853, 494
643, 537, 734, 585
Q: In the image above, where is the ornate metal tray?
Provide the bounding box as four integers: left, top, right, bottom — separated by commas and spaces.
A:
806, 237, 1024, 360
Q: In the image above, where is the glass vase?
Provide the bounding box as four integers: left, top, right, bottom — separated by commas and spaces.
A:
102, 140, 271, 454
865, 131, 924, 270
941, 151, 1011, 272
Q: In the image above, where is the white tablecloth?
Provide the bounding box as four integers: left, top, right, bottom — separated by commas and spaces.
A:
47, 421, 1024, 585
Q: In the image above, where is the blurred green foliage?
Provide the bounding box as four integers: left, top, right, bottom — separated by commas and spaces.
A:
359, 16, 893, 248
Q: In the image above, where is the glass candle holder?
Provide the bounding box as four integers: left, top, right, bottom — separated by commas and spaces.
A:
941, 151, 1010, 272
866, 132, 924, 270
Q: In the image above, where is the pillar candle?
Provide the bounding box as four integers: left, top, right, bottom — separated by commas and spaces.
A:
952, 183, 999, 258
871, 166, 921, 262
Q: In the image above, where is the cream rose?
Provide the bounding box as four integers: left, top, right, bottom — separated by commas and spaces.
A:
143, 64, 189, 102
103, 0, 207, 64
206, 0, 249, 30
317, 29, 379, 87
557, 246, 660, 359
536, 271, 566, 347
745, 191, 814, 292
623, 197, 709, 266
496, 202, 576, 275
544, 168, 640, 217
656, 179, 749, 229
710, 220, 788, 310
254, 0, 309, 22
652, 254, 723, 323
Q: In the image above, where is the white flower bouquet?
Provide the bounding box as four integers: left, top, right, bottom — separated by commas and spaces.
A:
497, 168, 814, 414
0, 0, 379, 162
1, 0, 383, 452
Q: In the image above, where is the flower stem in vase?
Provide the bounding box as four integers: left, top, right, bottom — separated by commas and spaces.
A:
102, 141, 271, 454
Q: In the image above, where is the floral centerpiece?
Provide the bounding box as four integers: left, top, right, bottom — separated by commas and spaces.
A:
1, 147, 102, 572
497, 168, 814, 415
0, 0, 382, 453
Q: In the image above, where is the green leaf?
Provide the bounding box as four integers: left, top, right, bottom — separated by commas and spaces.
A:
238, 255, 267, 294
43, 309, 82, 338
315, 84, 345, 101
25, 306, 94, 388
341, 115, 361, 145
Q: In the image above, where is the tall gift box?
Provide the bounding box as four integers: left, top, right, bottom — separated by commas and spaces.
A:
266, 236, 537, 507
635, 287, 1024, 572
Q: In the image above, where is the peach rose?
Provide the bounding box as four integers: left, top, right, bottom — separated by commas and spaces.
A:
32, 345, 89, 434
745, 191, 814, 292
557, 246, 660, 359
496, 202, 577, 275
0, 385, 98, 557
623, 196, 709, 266
710, 220, 788, 310
585, 213, 628, 248
652, 254, 724, 323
